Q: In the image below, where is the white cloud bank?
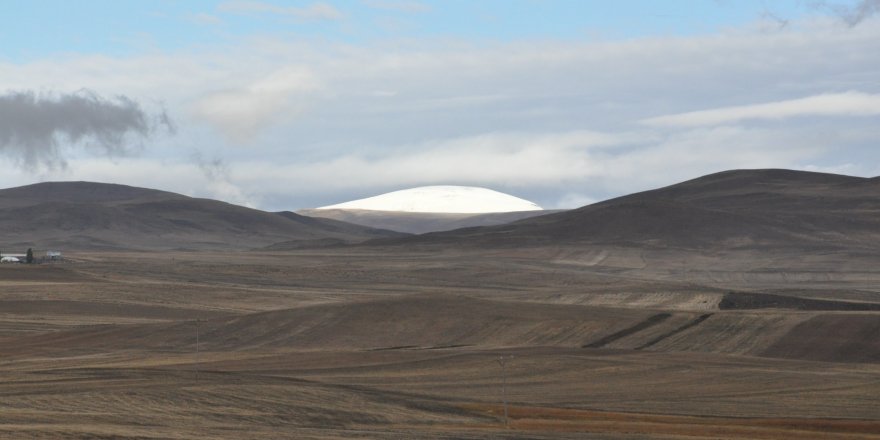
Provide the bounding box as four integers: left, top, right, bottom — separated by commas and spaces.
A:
642, 91, 880, 127
190, 66, 322, 143
0, 121, 869, 211
1, 13, 879, 209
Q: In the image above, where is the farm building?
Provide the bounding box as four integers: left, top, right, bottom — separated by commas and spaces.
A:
0, 250, 63, 263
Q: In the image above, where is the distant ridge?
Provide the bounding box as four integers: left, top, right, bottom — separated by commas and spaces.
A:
0, 181, 404, 250
0, 181, 186, 209
380, 169, 880, 250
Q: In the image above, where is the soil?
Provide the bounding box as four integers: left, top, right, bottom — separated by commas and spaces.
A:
1, 249, 879, 439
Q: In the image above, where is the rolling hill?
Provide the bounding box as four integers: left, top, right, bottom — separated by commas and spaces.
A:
387, 169, 880, 251
6, 169, 879, 252
0, 181, 404, 250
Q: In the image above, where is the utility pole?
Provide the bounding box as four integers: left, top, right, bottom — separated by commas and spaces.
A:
497, 355, 513, 428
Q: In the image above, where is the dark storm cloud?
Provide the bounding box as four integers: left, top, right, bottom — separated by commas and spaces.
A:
0, 90, 174, 169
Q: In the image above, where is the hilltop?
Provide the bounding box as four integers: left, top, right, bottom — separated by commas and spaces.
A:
389, 169, 880, 251
0, 181, 403, 250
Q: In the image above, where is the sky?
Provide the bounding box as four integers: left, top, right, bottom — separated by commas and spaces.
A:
1, 0, 879, 211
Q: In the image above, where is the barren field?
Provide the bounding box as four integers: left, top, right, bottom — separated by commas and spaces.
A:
2, 248, 880, 439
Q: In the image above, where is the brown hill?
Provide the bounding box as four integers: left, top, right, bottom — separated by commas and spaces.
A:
0, 181, 404, 250
297, 208, 562, 234
385, 169, 880, 251
0, 180, 187, 208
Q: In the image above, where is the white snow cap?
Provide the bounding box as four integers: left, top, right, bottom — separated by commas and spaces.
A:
318, 186, 543, 214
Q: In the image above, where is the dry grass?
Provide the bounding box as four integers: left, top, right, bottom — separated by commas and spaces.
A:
1, 249, 880, 439
465, 403, 880, 439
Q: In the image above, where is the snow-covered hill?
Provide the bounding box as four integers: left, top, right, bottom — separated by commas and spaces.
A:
317, 186, 543, 214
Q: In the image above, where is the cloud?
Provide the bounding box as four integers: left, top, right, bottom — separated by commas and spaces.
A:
759, 10, 790, 30
0, 90, 174, 170
10, 120, 865, 212
361, 0, 430, 13
192, 151, 255, 207
218, 1, 343, 20
812, 0, 880, 26
190, 66, 321, 143
641, 92, 880, 127
192, 123, 835, 211
237, 126, 820, 193
190, 13, 223, 25
233, 131, 628, 194
2, 11, 879, 209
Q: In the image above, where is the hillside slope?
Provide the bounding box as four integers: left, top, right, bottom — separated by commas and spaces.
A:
0, 182, 404, 250
8, 291, 880, 364
389, 169, 880, 251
